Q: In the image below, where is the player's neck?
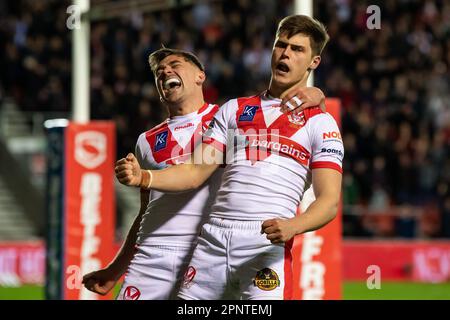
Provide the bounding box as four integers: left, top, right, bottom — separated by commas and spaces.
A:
268, 70, 310, 98
167, 97, 206, 118
268, 79, 308, 99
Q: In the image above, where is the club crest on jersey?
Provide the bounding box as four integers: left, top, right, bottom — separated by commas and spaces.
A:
154, 130, 168, 152
253, 268, 280, 291
288, 112, 306, 126
238, 105, 259, 122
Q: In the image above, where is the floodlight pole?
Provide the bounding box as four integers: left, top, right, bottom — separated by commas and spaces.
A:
72, 0, 90, 123
294, 0, 314, 87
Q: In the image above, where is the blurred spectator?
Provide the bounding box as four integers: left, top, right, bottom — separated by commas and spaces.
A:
0, 0, 448, 238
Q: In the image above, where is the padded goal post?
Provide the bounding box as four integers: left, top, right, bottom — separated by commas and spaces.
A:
45, 121, 116, 300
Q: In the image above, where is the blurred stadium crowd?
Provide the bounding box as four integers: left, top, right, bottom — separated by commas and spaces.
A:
0, 0, 449, 238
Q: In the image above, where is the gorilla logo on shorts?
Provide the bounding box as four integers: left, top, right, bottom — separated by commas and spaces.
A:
123, 286, 141, 300
182, 266, 196, 289
253, 268, 280, 291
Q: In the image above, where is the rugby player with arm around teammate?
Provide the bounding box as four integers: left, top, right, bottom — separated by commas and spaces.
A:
116, 15, 343, 300
82, 47, 326, 299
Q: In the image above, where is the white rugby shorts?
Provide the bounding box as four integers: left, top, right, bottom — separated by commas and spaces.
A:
177, 217, 294, 300
117, 244, 193, 300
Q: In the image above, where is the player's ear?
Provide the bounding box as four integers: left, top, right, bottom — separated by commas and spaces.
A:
309, 55, 321, 71
195, 71, 206, 86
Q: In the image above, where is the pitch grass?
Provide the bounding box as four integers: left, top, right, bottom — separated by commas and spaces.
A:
343, 281, 450, 300
1, 282, 450, 300
0, 284, 122, 300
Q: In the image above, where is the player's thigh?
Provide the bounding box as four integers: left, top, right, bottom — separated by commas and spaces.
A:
117, 246, 186, 300
235, 238, 293, 300
177, 224, 228, 300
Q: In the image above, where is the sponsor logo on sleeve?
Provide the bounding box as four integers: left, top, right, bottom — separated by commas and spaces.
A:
321, 148, 344, 158
322, 131, 342, 142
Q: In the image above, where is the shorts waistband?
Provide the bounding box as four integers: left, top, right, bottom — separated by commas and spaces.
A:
136, 239, 194, 250
207, 217, 264, 230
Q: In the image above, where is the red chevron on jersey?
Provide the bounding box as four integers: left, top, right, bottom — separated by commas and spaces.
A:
145, 103, 219, 165
234, 95, 320, 165
145, 124, 176, 164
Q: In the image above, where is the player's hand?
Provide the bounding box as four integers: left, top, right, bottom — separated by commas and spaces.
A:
82, 267, 121, 296
261, 218, 297, 244
279, 86, 326, 114
115, 153, 142, 187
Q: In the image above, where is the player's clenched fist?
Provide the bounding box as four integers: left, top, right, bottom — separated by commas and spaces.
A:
115, 153, 142, 187
261, 218, 297, 244
82, 267, 121, 295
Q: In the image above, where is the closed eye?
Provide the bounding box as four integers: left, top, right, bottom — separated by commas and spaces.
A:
155, 62, 182, 77
291, 45, 304, 52
275, 40, 288, 49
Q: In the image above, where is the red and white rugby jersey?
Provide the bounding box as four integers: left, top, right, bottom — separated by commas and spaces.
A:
135, 103, 223, 247
203, 92, 344, 221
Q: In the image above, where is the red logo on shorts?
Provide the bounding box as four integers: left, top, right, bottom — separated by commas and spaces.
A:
182, 266, 196, 289
123, 286, 141, 300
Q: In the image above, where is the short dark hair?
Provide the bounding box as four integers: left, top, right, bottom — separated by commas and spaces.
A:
276, 15, 329, 56
148, 48, 205, 75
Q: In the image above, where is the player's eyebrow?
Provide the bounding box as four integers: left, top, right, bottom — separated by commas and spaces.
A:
275, 39, 306, 51
290, 44, 305, 51
156, 59, 183, 73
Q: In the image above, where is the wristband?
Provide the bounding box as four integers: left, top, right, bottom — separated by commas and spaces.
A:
139, 170, 153, 189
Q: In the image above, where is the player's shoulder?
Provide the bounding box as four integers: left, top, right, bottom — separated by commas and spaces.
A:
216, 94, 261, 115
235, 94, 261, 107
198, 103, 220, 116
144, 120, 169, 137
302, 107, 338, 126
302, 106, 326, 121
135, 120, 170, 150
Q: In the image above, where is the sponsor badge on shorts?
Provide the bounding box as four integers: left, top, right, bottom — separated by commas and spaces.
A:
182, 266, 196, 289
253, 268, 280, 291
123, 286, 141, 300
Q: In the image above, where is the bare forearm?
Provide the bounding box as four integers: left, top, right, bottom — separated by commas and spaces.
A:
292, 196, 338, 235
116, 144, 223, 192
144, 163, 218, 192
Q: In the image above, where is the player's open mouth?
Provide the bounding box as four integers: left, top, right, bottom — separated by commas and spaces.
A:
163, 77, 182, 91
276, 62, 290, 74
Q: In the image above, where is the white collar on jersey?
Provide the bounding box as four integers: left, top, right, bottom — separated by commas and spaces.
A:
262, 90, 281, 101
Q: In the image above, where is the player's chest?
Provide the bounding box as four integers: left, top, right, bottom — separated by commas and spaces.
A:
147, 118, 211, 165
234, 105, 307, 139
